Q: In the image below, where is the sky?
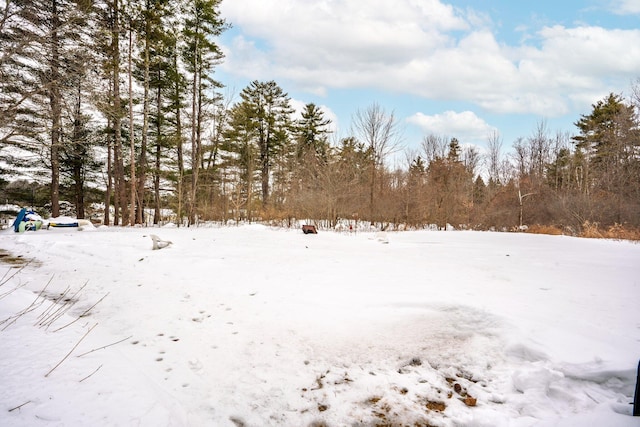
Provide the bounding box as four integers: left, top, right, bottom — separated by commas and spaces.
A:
216, 0, 640, 163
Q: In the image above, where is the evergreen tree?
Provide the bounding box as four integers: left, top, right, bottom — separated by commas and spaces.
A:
0, 1, 43, 151
222, 101, 259, 221
573, 93, 640, 224
405, 156, 426, 225
181, 0, 227, 224
234, 80, 293, 209
60, 45, 102, 219
295, 103, 331, 161
164, 26, 189, 224
1, 0, 94, 216
137, 0, 174, 224
425, 138, 473, 229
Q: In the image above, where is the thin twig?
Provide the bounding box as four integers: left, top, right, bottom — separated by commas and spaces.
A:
43, 293, 80, 328
0, 263, 28, 288
0, 281, 27, 300
78, 292, 108, 318
53, 292, 109, 333
0, 264, 27, 296
0, 267, 12, 285
36, 284, 69, 324
42, 282, 90, 329
1, 298, 45, 330
76, 334, 131, 358
45, 323, 97, 378
0, 276, 53, 330
8, 401, 32, 412
79, 365, 103, 383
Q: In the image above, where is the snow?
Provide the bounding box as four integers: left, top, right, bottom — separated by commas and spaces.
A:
0, 204, 22, 213
1, 226, 638, 426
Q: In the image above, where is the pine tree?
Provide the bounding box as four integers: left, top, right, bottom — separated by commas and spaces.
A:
236, 80, 293, 210
573, 93, 640, 224
0, 0, 99, 216
135, 0, 174, 224
164, 27, 188, 224
295, 103, 331, 161
223, 101, 259, 221
181, 0, 227, 224
0, 1, 43, 151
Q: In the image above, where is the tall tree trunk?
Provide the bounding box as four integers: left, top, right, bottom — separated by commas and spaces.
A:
112, 0, 123, 226
259, 125, 269, 209
49, 0, 61, 217
153, 84, 161, 224
137, 5, 150, 225
369, 165, 375, 222
173, 41, 184, 227
128, 20, 136, 225
72, 85, 85, 219
247, 157, 253, 222
154, 124, 161, 225
261, 151, 269, 209
189, 35, 199, 226
104, 116, 113, 225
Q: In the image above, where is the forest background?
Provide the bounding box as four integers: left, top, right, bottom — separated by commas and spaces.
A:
1, 0, 639, 236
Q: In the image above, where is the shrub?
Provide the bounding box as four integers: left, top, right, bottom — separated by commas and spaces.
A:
579, 222, 640, 241
525, 224, 564, 236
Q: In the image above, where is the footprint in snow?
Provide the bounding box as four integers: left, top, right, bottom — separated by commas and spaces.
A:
189, 359, 203, 372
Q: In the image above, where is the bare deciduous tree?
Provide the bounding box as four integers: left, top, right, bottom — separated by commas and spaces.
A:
421, 134, 448, 165
352, 102, 402, 220
486, 131, 503, 185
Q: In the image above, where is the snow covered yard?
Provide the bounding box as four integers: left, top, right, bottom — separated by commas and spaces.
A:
1, 225, 639, 426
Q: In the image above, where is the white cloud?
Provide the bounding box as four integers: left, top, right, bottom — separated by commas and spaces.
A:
219, 1, 640, 117
220, 0, 467, 87
612, 0, 640, 15
535, 25, 640, 76
406, 110, 497, 143
220, 35, 269, 80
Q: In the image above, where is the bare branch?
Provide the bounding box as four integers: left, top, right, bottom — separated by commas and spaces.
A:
8, 401, 32, 412
45, 323, 97, 378
79, 365, 103, 383
76, 335, 131, 358
52, 292, 109, 333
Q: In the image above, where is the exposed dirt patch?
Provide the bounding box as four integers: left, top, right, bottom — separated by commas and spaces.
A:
0, 249, 35, 267
425, 400, 446, 412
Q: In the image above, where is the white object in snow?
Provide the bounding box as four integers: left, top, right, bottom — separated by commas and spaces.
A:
150, 234, 172, 250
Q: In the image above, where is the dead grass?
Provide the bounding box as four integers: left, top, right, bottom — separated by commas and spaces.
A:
525, 222, 640, 241
579, 222, 640, 241
525, 224, 564, 236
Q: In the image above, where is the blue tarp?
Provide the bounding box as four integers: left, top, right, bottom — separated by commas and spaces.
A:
12, 208, 27, 232
12, 208, 43, 232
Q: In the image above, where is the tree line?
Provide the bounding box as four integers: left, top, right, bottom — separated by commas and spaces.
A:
1, 1, 639, 232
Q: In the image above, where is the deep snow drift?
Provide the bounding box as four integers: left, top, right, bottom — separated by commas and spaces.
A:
1, 225, 639, 426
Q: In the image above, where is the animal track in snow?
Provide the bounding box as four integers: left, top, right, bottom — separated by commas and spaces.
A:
189, 359, 203, 373
191, 310, 211, 322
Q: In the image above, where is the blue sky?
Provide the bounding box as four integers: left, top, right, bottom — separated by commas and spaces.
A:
216, 0, 640, 163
